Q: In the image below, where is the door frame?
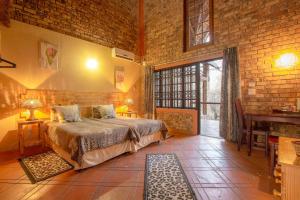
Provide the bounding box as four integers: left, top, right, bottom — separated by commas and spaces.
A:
196, 57, 223, 136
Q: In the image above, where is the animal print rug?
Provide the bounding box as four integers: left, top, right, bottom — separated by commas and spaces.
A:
144, 153, 197, 200
19, 151, 73, 183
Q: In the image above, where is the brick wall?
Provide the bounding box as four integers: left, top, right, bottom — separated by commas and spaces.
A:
1, 78, 143, 121
11, 0, 138, 53
145, 0, 300, 114
22, 89, 126, 117
156, 108, 198, 135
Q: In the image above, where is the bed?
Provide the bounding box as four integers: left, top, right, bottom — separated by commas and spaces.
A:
45, 102, 169, 170
46, 117, 167, 170
46, 118, 134, 170
92, 117, 168, 151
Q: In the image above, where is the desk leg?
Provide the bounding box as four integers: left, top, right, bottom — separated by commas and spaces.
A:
246, 117, 252, 156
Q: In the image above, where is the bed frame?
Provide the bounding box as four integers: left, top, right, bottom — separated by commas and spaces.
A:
45, 131, 162, 170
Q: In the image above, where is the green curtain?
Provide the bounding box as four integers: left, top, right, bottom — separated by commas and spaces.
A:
220, 47, 240, 141
144, 66, 155, 119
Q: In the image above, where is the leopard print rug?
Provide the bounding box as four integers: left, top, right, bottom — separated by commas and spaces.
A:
19, 151, 73, 183
144, 153, 197, 200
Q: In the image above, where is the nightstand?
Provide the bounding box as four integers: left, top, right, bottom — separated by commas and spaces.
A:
17, 119, 45, 154
119, 111, 138, 118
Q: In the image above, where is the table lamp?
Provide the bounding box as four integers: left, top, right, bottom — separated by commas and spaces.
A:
21, 99, 42, 121
125, 98, 134, 112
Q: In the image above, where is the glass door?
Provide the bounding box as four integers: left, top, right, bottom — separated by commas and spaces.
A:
199, 59, 223, 137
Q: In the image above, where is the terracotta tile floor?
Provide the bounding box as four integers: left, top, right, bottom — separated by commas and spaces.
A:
0, 135, 279, 200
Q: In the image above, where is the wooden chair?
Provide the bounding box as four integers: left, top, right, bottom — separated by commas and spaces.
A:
235, 98, 269, 156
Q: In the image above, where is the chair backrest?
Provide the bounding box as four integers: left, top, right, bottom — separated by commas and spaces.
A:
235, 98, 245, 129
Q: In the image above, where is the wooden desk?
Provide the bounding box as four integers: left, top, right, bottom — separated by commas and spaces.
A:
18, 119, 45, 154
246, 113, 300, 156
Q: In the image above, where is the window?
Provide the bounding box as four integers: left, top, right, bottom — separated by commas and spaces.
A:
155, 64, 198, 109
184, 0, 213, 51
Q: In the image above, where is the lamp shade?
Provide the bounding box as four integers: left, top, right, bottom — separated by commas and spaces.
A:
21, 99, 42, 109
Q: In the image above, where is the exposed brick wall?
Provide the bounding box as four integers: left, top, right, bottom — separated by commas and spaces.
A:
145, 0, 300, 114
11, 0, 139, 53
22, 89, 126, 117
0, 80, 143, 121
20, 85, 144, 118
156, 108, 198, 135
0, 0, 11, 27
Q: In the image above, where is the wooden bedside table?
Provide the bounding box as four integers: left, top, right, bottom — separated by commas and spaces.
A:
17, 119, 45, 154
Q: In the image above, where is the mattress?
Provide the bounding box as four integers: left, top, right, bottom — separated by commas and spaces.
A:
92, 117, 168, 142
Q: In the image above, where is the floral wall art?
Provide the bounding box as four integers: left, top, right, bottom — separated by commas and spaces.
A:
115, 66, 125, 90
40, 41, 59, 70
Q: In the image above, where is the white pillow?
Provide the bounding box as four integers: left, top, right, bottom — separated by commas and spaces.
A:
52, 105, 82, 122
92, 104, 116, 119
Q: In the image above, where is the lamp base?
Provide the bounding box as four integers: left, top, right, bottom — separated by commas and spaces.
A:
26, 109, 38, 121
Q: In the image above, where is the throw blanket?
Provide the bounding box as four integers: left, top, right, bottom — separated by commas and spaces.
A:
47, 119, 129, 164
95, 117, 168, 142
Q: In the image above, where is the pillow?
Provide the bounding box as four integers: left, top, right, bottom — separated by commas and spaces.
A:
92, 104, 116, 119
52, 104, 82, 122
92, 106, 102, 119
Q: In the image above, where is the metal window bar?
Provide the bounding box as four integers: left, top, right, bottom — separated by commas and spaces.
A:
154, 64, 197, 109
154, 56, 222, 109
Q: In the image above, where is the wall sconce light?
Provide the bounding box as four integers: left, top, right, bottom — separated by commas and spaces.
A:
275, 53, 298, 68
86, 58, 99, 70
125, 98, 134, 105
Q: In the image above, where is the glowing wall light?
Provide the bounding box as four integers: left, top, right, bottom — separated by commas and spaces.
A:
275, 53, 298, 68
86, 58, 99, 70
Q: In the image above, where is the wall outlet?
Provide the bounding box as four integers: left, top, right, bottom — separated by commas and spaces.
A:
249, 81, 256, 87
248, 88, 256, 95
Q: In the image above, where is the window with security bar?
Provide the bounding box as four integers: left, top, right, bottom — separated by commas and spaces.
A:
154, 65, 198, 109
184, 0, 213, 51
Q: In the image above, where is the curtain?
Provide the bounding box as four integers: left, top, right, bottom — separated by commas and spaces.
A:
144, 66, 155, 119
0, 0, 12, 27
220, 47, 240, 141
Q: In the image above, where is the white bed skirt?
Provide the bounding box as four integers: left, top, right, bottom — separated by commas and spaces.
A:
49, 131, 162, 170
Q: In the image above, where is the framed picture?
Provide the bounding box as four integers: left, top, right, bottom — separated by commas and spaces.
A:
114, 66, 125, 90
40, 41, 59, 70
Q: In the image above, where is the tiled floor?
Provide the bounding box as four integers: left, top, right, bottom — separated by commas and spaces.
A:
0, 135, 278, 200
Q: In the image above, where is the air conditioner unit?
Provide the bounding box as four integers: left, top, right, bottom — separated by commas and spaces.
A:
112, 48, 134, 61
